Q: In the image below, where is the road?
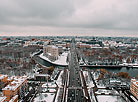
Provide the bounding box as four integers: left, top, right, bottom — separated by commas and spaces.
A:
67, 38, 88, 102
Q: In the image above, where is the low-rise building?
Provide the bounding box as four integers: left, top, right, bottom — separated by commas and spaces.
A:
34, 73, 50, 81
130, 79, 138, 100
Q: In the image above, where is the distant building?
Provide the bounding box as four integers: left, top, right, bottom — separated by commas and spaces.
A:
43, 45, 59, 61
76, 43, 91, 49
2, 38, 11, 41
43, 40, 50, 46
130, 79, 138, 100
24, 41, 37, 46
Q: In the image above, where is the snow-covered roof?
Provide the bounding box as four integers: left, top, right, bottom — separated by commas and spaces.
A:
0, 74, 8, 80
131, 79, 138, 87
0, 96, 6, 102
9, 95, 18, 102
7, 77, 14, 81
133, 81, 138, 87
51, 45, 58, 49
35, 74, 50, 77
110, 79, 121, 83
3, 76, 27, 91
47, 45, 58, 49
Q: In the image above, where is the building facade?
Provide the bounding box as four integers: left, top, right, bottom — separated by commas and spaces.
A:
130, 79, 138, 100
0, 74, 8, 89
2, 76, 27, 101
43, 45, 59, 61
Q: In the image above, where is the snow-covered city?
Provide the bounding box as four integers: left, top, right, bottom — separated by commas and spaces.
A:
1, 0, 138, 101
0, 36, 138, 102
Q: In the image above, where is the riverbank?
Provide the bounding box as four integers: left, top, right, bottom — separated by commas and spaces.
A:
39, 52, 69, 66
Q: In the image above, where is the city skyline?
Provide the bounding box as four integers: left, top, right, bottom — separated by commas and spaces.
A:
0, 0, 138, 37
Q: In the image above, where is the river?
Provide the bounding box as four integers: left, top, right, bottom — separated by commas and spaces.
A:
34, 55, 138, 77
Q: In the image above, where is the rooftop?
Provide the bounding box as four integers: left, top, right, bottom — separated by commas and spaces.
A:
0, 74, 8, 80
133, 81, 138, 87
9, 95, 18, 102
47, 45, 58, 49
2, 76, 27, 91
0, 96, 6, 102
131, 79, 138, 87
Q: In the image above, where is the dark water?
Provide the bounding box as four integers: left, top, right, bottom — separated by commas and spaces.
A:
87, 67, 138, 77
34, 55, 65, 68
35, 55, 138, 77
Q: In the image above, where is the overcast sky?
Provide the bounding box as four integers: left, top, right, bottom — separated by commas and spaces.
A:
0, 0, 138, 37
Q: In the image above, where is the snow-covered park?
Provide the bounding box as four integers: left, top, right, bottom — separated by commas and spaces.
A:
39, 52, 68, 66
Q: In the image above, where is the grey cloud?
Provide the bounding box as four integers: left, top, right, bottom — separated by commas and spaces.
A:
0, 0, 138, 36
0, 0, 75, 25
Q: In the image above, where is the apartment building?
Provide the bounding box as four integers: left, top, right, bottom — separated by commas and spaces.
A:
130, 79, 138, 100
2, 76, 27, 101
0, 74, 8, 89
43, 45, 59, 61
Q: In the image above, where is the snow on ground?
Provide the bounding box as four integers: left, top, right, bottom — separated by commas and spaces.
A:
56, 70, 63, 88
96, 80, 106, 88
49, 89, 56, 93
88, 81, 95, 88
54, 71, 64, 102
34, 93, 55, 102
95, 89, 119, 95
26, 72, 35, 79
97, 95, 125, 102
88, 88, 96, 102
92, 71, 106, 88
42, 82, 57, 88
42, 88, 56, 93
83, 71, 88, 77
54, 52, 68, 65
92, 71, 99, 80
39, 52, 68, 66
83, 71, 94, 88
54, 88, 60, 102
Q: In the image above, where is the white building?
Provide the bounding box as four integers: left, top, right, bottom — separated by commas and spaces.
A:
43, 45, 59, 61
